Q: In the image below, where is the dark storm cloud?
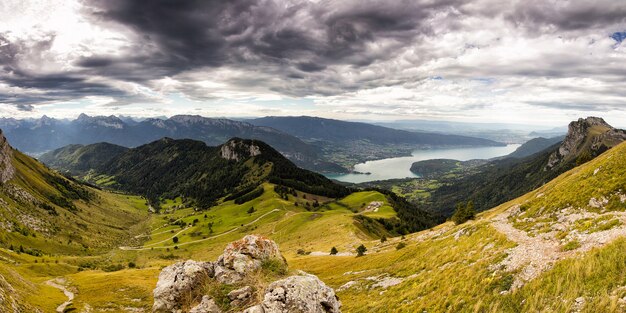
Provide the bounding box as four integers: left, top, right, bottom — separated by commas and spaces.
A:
14, 104, 34, 111
506, 1, 626, 32
0, 32, 148, 107
79, 0, 460, 83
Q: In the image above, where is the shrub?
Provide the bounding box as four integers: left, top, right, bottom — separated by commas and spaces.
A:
128, 262, 136, 268
103, 264, 125, 272
172, 236, 179, 244
562, 240, 581, 251
330, 247, 338, 255
261, 258, 288, 276
380, 235, 387, 243
296, 249, 311, 255
356, 244, 367, 257
451, 201, 476, 225
396, 242, 407, 250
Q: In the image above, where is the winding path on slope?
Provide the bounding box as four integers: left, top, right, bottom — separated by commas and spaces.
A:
491, 205, 626, 289
119, 209, 280, 251
45, 278, 74, 313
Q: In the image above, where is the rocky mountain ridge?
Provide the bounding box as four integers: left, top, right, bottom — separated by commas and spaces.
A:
546, 117, 626, 169
0, 130, 14, 184
220, 139, 263, 161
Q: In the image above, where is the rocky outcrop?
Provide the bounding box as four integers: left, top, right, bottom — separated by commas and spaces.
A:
152, 235, 341, 313
546, 117, 626, 170
189, 296, 221, 313
153, 261, 215, 313
215, 235, 285, 284
0, 130, 15, 184
260, 272, 342, 313
220, 139, 262, 162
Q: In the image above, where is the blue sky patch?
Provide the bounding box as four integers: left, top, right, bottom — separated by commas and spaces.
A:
610, 31, 626, 43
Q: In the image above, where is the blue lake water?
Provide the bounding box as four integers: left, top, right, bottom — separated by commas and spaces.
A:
325, 144, 521, 183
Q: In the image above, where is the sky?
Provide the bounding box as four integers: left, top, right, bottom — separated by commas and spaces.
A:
0, 0, 625, 126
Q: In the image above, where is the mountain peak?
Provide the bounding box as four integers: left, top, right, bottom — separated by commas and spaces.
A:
0, 130, 15, 184
573, 116, 610, 128
220, 138, 262, 161
74, 114, 125, 129
546, 116, 626, 169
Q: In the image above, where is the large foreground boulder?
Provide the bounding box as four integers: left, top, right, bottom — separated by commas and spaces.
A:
257, 272, 342, 313
215, 235, 286, 284
153, 261, 215, 312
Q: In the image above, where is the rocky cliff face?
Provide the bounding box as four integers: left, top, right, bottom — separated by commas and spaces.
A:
546, 117, 626, 170
220, 139, 262, 162
0, 130, 15, 184
152, 235, 341, 313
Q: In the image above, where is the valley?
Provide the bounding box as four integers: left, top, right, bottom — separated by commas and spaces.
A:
0, 116, 624, 312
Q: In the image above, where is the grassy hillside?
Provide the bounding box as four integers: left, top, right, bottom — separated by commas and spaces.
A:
0, 144, 151, 311
0, 150, 150, 256
38, 143, 129, 176
0, 181, 405, 311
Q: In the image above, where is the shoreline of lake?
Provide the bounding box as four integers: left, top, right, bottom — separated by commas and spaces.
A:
325, 144, 521, 183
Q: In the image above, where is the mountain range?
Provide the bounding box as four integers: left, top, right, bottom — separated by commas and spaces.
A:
1, 114, 505, 174
248, 116, 504, 146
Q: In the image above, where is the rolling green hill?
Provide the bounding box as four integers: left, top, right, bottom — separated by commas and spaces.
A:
39, 142, 129, 176
58, 137, 351, 209
0, 128, 408, 312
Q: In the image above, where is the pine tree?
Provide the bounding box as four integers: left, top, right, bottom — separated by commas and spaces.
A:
451, 200, 476, 225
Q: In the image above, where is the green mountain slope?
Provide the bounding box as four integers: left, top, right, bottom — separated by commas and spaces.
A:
92, 137, 350, 208
21, 134, 626, 313
0, 130, 150, 311
506, 136, 563, 158
39, 142, 129, 175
